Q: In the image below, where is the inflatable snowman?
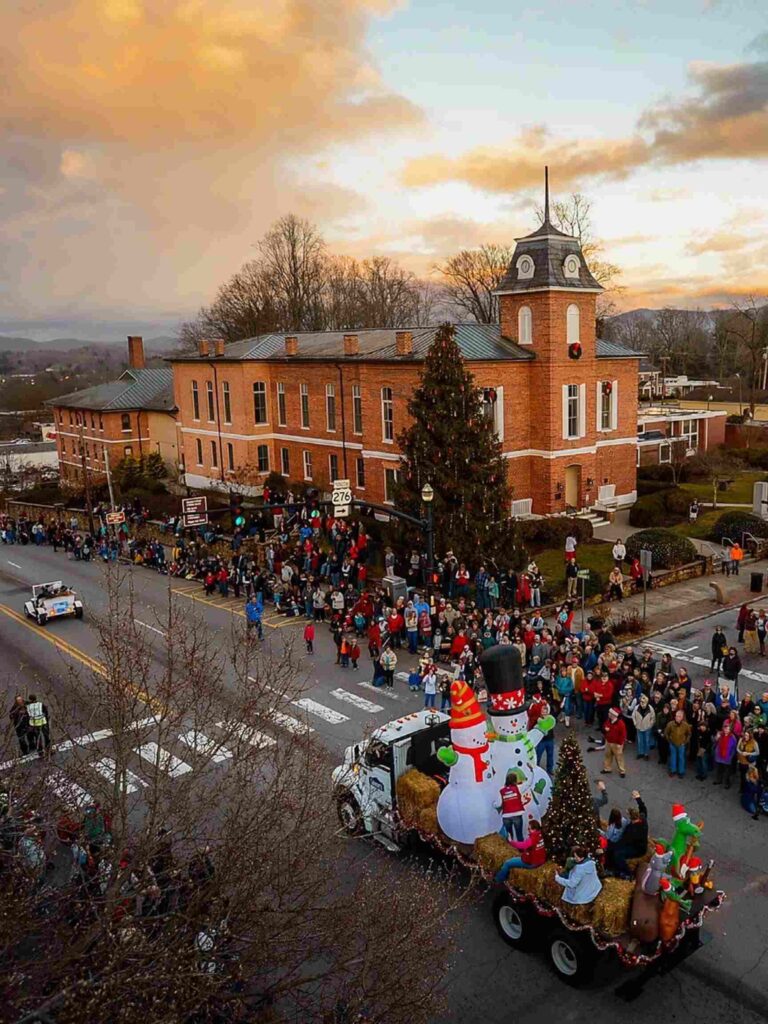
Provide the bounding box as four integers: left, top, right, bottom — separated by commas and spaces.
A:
436, 678, 502, 845
479, 645, 554, 836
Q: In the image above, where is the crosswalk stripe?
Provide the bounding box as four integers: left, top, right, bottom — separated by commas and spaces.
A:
46, 771, 93, 809
135, 742, 194, 778
359, 682, 401, 701
178, 730, 233, 763
217, 721, 277, 749
269, 710, 314, 736
292, 698, 349, 724
58, 729, 113, 752
92, 757, 146, 793
330, 688, 384, 713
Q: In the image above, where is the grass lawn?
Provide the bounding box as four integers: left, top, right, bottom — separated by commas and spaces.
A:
679, 470, 765, 505
667, 507, 744, 540
536, 541, 616, 599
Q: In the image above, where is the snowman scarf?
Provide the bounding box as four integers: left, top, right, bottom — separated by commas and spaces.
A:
451, 739, 491, 782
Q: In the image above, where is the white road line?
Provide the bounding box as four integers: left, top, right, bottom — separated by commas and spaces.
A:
331, 688, 384, 713
135, 742, 193, 777
359, 682, 400, 701
92, 757, 146, 793
128, 716, 161, 730
58, 729, 114, 752
134, 619, 167, 637
7, 561, 22, 569
0, 752, 38, 772
216, 721, 277, 749
179, 730, 233, 763
46, 771, 93, 809
269, 710, 314, 736
647, 642, 768, 687
292, 698, 349, 724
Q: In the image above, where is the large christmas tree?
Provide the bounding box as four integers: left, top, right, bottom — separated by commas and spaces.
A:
396, 323, 511, 561
542, 733, 602, 865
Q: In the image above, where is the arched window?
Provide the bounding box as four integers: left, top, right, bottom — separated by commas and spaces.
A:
518, 305, 532, 344
566, 303, 580, 345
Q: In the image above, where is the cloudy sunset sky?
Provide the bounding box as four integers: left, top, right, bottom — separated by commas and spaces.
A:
1, 0, 766, 329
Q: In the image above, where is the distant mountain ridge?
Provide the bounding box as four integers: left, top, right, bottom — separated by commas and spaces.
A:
0, 335, 180, 354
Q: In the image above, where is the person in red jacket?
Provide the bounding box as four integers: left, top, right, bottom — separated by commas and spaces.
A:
592, 671, 614, 730
601, 708, 627, 777
386, 609, 404, 648
494, 820, 546, 880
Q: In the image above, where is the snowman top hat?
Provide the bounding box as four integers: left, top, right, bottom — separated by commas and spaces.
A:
479, 645, 528, 717
449, 678, 486, 729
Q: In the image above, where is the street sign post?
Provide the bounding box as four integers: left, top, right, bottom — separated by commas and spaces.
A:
183, 513, 208, 528
105, 511, 125, 526
182, 496, 208, 516
331, 479, 352, 519
577, 569, 590, 631
640, 547, 653, 624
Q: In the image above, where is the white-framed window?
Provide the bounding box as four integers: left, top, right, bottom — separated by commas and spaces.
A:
277, 382, 287, 427
206, 380, 215, 421
597, 380, 618, 432
257, 444, 269, 472
680, 418, 699, 451
659, 441, 671, 464
226, 442, 234, 471
300, 383, 310, 429
356, 457, 365, 489
196, 438, 203, 465
222, 381, 232, 424
253, 382, 267, 424
562, 383, 586, 440
210, 440, 218, 468
191, 380, 200, 420
123, 445, 132, 457
381, 386, 394, 443
566, 303, 580, 345
329, 453, 339, 482
601, 386, 611, 430
280, 447, 290, 476
325, 383, 336, 432
303, 450, 313, 480
352, 384, 363, 434
518, 305, 532, 344
384, 467, 399, 504
480, 386, 505, 441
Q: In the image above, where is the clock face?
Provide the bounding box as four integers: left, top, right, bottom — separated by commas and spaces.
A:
564, 256, 580, 278
518, 256, 534, 278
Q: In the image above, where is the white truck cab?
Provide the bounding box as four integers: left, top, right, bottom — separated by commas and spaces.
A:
332, 710, 449, 849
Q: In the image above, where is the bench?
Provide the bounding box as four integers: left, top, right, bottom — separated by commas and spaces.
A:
594, 484, 619, 513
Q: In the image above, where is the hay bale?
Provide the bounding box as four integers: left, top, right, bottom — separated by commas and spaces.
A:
396, 769, 439, 827
474, 833, 512, 875
591, 877, 634, 937
561, 901, 594, 926
418, 806, 440, 838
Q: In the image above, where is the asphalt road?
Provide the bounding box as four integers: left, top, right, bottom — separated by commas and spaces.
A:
0, 543, 765, 1022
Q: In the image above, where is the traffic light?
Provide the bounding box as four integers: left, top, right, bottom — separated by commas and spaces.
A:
234, 508, 245, 528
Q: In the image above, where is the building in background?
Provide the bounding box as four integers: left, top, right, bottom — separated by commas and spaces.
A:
169, 181, 640, 516
48, 337, 178, 487
637, 406, 727, 467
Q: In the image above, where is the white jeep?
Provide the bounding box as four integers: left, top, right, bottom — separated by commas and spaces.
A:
24, 581, 84, 626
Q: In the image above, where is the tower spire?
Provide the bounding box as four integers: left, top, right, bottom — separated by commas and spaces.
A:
544, 165, 550, 226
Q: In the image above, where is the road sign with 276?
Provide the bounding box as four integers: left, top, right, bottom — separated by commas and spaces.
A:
331, 479, 352, 518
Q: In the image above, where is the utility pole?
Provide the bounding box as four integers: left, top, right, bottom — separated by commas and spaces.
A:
658, 355, 669, 413
104, 447, 116, 510
78, 422, 95, 535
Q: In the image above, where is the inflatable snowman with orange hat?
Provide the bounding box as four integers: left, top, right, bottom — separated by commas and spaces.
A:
479, 644, 555, 835
436, 678, 502, 845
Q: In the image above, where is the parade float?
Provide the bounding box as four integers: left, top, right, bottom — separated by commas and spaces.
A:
332, 645, 724, 991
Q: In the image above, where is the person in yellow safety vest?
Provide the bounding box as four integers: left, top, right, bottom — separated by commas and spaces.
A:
26, 694, 50, 758
730, 543, 744, 576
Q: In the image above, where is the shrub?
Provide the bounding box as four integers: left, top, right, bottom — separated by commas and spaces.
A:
710, 511, 768, 544
637, 479, 674, 497
628, 488, 691, 528
625, 529, 698, 569
736, 447, 768, 470
518, 516, 594, 552
637, 463, 675, 483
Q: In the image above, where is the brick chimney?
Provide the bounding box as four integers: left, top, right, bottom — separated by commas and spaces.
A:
214, 338, 225, 357
127, 335, 145, 369
343, 333, 359, 356
395, 330, 413, 356
198, 338, 210, 357
285, 335, 298, 357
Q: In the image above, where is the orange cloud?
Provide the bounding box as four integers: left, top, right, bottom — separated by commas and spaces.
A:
686, 232, 755, 256
402, 58, 768, 192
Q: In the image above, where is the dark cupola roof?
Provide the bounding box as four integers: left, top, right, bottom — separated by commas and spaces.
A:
495, 167, 603, 294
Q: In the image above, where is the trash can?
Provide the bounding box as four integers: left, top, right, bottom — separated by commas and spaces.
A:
750, 571, 763, 594
381, 574, 408, 605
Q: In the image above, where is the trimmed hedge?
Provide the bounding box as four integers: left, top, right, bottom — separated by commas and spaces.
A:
736, 447, 768, 471
710, 511, 768, 544
628, 487, 692, 528
625, 529, 698, 570
518, 516, 594, 552
637, 464, 675, 483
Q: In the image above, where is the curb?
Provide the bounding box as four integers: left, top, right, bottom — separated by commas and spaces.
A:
638, 588, 768, 643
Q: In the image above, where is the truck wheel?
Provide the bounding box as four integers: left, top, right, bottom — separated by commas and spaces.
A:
547, 927, 596, 987
337, 794, 363, 835
37, 613, 47, 626
75, 606, 83, 619
493, 892, 532, 949
24, 606, 30, 619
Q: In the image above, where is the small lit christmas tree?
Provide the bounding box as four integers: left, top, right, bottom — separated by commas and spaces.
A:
542, 733, 601, 866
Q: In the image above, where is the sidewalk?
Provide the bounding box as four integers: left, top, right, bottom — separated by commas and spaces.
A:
600, 558, 768, 635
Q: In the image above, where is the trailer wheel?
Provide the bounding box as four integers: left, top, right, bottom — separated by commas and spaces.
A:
547, 927, 596, 987
75, 606, 83, 620
37, 612, 47, 626
493, 892, 531, 949
337, 794, 363, 835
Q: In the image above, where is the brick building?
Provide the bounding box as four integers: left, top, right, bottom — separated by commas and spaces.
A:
170, 187, 640, 515
637, 407, 727, 467
50, 337, 178, 486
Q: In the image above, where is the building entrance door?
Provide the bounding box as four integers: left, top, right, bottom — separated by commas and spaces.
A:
565, 465, 580, 507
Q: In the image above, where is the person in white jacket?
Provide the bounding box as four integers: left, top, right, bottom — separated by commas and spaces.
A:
555, 847, 602, 905
632, 694, 656, 760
